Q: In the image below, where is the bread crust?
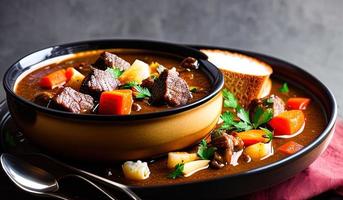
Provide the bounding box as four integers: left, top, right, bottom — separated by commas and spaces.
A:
201, 49, 272, 107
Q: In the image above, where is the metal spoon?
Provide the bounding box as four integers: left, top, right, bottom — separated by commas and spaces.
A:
0, 153, 118, 200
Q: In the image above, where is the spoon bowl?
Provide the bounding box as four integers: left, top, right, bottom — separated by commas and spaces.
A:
1, 153, 59, 194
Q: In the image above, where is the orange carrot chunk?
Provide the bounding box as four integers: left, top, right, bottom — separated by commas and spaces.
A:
278, 141, 303, 155
65, 67, 75, 81
98, 90, 133, 115
286, 98, 311, 110
236, 130, 270, 146
268, 110, 305, 136
39, 69, 67, 89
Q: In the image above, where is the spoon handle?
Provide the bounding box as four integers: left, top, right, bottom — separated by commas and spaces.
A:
64, 174, 117, 200
36, 153, 141, 200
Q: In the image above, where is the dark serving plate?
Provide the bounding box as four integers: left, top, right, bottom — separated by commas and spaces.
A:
0, 43, 337, 200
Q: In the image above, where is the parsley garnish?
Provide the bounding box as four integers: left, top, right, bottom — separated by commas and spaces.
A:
220, 111, 236, 130
260, 127, 273, 142
189, 86, 198, 93
133, 85, 151, 99
234, 121, 252, 131
167, 163, 184, 179
237, 106, 251, 124
121, 81, 139, 89
222, 89, 238, 108
252, 107, 273, 128
197, 139, 216, 160
105, 68, 123, 78
279, 82, 289, 93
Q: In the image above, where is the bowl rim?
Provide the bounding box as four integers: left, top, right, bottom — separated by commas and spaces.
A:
3, 39, 224, 121
127, 44, 338, 189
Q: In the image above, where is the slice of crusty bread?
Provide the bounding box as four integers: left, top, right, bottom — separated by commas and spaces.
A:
201, 49, 273, 107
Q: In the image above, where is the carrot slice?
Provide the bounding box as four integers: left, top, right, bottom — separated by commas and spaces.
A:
286, 98, 310, 110
278, 141, 303, 155
236, 130, 270, 146
65, 67, 75, 81
268, 110, 305, 135
98, 90, 133, 115
39, 69, 67, 89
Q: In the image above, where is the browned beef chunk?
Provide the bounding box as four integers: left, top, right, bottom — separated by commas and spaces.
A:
80, 68, 119, 98
93, 52, 130, 71
33, 92, 55, 107
52, 87, 94, 114
180, 57, 199, 70
210, 131, 244, 169
150, 69, 192, 106
249, 94, 285, 119
141, 77, 155, 90
74, 62, 92, 75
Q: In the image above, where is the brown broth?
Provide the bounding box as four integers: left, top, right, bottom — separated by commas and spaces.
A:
14, 50, 327, 186
101, 80, 326, 186
15, 49, 211, 114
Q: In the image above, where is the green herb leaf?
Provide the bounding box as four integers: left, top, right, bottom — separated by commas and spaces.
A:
189, 86, 198, 93
167, 163, 184, 179
253, 107, 273, 128
197, 139, 216, 160
121, 81, 139, 89
222, 89, 238, 108
237, 107, 251, 124
220, 111, 236, 130
133, 85, 151, 99
279, 82, 289, 93
260, 127, 273, 142
234, 121, 253, 131
105, 68, 123, 78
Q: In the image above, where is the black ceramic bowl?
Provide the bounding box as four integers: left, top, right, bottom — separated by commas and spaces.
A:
2, 40, 224, 161
126, 45, 337, 199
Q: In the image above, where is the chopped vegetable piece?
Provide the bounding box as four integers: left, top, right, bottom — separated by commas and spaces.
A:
278, 141, 304, 155
167, 152, 198, 169
65, 67, 85, 90
39, 69, 67, 89
279, 82, 289, 93
236, 129, 270, 146
132, 85, 151, 99
222, 89, 238, 108
105, 68, 123, 78
243, 142, 273, 161
268, 110, 305, 135
286, 98, 311, 110
149, 62, 162, 74
122, 160, 150, 180
182, 160, 210, 177
98, 90, 133, 115
119, 59, 151, 84
197, 139, 216, 160
167, 163, 184, 179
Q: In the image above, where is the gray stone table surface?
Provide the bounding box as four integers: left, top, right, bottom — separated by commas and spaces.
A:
0, 0, 342, 118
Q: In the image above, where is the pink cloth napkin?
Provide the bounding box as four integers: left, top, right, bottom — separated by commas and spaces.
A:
251, 119, 343, 200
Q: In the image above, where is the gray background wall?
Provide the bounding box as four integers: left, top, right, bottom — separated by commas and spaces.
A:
0, 0, 342, 117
